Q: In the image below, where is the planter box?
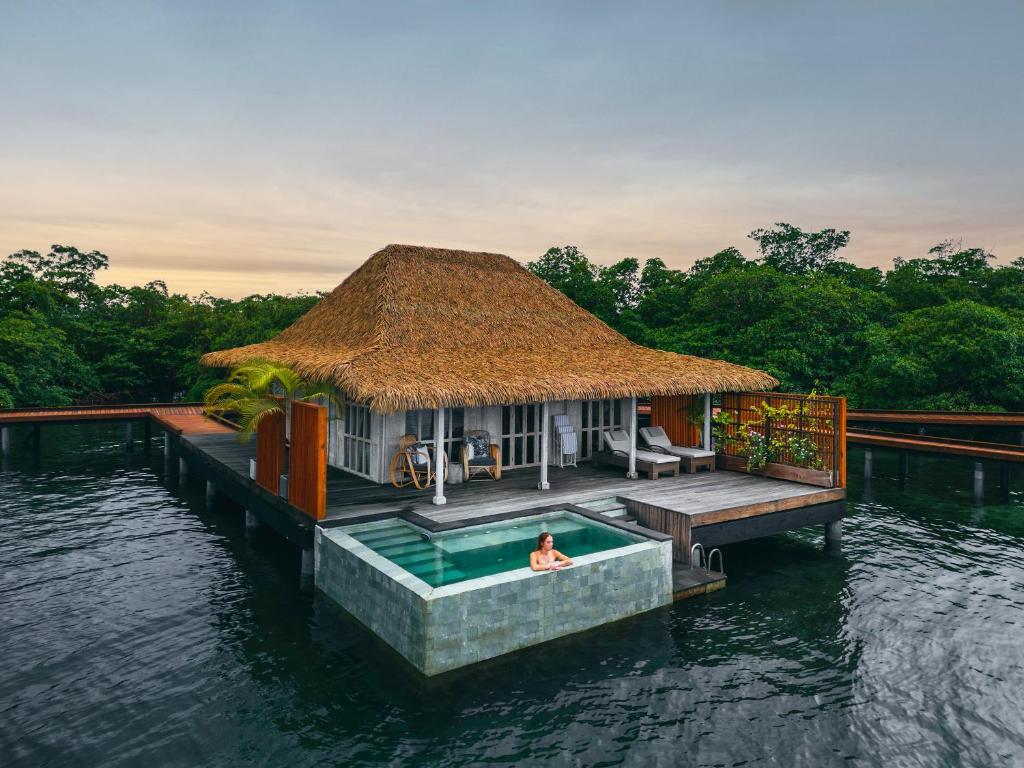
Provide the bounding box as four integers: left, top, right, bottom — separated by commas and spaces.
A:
715, 454, 833, 488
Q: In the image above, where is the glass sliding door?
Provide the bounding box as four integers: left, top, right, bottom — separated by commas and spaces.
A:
580, 398, 624, 459
500, 404, 542, 470
404, 408, 465, 461
343, 400, 372, 477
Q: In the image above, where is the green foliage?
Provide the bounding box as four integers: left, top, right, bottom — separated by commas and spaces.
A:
0, 244, 318, 407
533, 226, 1024, 413
749, 223, 851, 274
203, 359, 341, 443
5, 225, 1024, 416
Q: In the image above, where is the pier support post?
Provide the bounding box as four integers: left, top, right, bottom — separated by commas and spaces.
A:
301, 547, 315, 577
178, 456, 188, 482
863, 447, 873, 479
125, 423, 134, 452
973, 461, 984, 501
538, 401, 550, 490
164, 431, 172, 460
205, 480, 216, 507
1, 426, 10, 456
244, 509, 259, 533
824, 519, 843, 548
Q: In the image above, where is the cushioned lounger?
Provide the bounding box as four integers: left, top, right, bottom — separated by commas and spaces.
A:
639, 426, 716, 474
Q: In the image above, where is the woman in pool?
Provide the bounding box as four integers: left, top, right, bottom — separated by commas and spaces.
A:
530, 531, 573, 571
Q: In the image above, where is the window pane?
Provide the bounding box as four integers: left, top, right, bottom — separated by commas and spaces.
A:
526, 437, 535, 464
502, 437, 511, 465
603, 400, 611, 426
514, 406, 523, 434
614, 400, 622, 425
405, 410, 417, 437
592, 401, 599, 424
581, 401, 589, 428
422, 410, 434, 439
450, 407, 464, 439
526, 405, 535, 433
514, 436, 523, 465
502, 406, 510, 434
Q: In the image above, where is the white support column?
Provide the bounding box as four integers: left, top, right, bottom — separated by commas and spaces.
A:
627, 396, 638, 479
433, 406, 446, 505
703, 393, 712, 450
538, 401, 550, 490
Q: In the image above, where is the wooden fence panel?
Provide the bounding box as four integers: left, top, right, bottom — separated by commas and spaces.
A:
719, 392, 847, 488
649, 395, 702, 448
289, 401, 327, 520
255, 407, 285, 495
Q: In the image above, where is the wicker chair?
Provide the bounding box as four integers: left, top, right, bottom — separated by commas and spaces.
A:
460, 430, 502, 482
389, 434, 448, 489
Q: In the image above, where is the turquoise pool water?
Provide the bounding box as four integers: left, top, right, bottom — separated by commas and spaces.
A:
348, 512, 641, 587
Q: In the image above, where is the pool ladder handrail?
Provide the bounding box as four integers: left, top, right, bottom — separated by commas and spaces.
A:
690, 543, 705, 569
707, 548, 724, 574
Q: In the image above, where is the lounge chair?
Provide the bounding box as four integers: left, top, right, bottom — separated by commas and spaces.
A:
597, 429, 680, 479
461, 429, 502, 481
639, 426, 716, 474
389, 434, 447, 489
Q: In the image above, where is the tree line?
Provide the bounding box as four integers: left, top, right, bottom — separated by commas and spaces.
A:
527, 224, 1024, 411
1, 225, 1022, 410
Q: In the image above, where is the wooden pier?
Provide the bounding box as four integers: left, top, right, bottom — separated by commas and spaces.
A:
2, 403, 847, 584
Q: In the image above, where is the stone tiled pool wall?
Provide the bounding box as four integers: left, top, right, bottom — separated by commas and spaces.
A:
315, 518, 673, 676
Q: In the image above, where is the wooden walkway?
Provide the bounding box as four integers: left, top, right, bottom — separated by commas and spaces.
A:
848, 429, 1024, 462
0, 402, 232, 436
848, 409, 1024, 428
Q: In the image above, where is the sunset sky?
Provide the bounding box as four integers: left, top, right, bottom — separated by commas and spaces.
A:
2, 2, 1021, 298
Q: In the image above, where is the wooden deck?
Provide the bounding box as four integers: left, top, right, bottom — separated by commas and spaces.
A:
174, 432, 846, 559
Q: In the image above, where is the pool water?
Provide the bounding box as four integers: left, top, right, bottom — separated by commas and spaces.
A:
349, 512, 641, 587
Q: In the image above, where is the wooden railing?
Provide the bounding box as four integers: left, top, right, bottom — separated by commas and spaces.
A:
649, 392, 847, 488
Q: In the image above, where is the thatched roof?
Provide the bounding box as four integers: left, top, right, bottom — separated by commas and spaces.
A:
201, 245, 777, 412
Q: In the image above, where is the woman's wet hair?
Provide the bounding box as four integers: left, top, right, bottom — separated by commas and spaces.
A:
536, 531, 552, 551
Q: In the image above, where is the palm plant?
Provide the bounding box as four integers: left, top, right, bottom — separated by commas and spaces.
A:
204, 360, 341, 442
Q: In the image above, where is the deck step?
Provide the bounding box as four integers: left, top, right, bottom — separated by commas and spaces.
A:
576, 497, 623, 513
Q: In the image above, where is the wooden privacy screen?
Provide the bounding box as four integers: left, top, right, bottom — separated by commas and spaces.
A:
719, 392, 847, 488
649, 395, 703, 449
288, 401, 327, 520
255, 405, 286, 494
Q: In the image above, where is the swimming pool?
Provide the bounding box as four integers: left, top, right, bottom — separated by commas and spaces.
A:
348, 512, 643, 588
315, 507, 673, 675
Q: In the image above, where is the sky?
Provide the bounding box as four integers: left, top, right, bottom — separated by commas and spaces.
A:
1, 1, 1022, 298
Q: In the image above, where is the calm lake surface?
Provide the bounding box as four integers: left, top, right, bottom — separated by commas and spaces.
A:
2, 425, 1023, 767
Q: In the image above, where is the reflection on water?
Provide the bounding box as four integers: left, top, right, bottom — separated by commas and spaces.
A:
1, 424, 1023, 767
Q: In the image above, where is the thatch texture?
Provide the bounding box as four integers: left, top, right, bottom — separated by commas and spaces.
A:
201, 245, 778, 412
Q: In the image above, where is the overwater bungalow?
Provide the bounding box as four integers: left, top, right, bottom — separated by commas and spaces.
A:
192, 244, 847, 675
